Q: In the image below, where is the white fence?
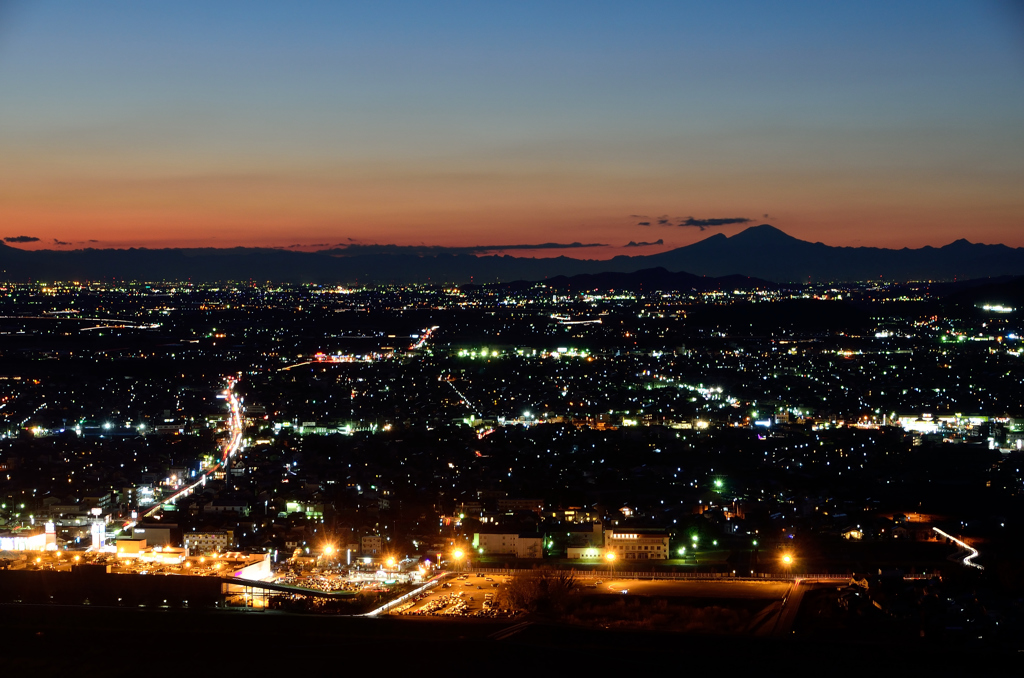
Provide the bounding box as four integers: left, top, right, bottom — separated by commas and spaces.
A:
449, 567, 936, 582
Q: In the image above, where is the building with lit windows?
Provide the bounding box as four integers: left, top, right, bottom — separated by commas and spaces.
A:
184, 530, 234, 554
604, 528, 670, 560
361, 535, 382, 555
0, 523, 57, 551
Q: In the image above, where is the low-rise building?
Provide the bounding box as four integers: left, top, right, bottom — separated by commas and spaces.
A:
132, 524, 173, 547
0, 523, 57, 551
567, 546, 605, 559
184, 530, 235, 554
203, 498, 249, 516
473, 531, 543, 558
604, 528, 670, 560
496, 498, 544, 515
361, 535, 382, 555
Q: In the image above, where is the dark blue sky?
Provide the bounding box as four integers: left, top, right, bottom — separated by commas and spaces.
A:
1, 1, 1022, 254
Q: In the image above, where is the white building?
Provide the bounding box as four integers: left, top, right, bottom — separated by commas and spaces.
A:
361, 535, 382, 555
132, 525, 172, 547
567, 546, 604, 559
473, 532, 543, 559
184, 530, 234, 554
604, 529, 670, 560
0, 523, 57, 551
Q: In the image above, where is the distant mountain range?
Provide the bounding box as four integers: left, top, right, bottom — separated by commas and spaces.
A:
2, 224, 1023, 284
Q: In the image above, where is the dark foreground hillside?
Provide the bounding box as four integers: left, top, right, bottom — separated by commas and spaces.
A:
0, 604, 1015, 676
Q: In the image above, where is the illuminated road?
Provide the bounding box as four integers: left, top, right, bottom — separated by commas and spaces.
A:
140, 379, 245, 519
442, 377, 478, 413
770, 578, 805, 636
933, 527, 984, 570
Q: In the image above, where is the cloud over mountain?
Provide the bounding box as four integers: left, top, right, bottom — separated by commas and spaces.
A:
633, 216, 752, 230
678, 217, 752, 229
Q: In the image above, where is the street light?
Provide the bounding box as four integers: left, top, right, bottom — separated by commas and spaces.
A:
604, 550, 616, 578
452, 548, 465, 571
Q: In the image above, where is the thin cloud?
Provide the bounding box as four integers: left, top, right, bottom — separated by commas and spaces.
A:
634, 215, 752, 231
624, 239, 664, 248
4, 235, 39, 243
679, 216, 752, 229
53, 238, 72, 246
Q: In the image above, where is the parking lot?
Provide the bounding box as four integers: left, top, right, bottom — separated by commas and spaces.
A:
390, 573, 791, 619
393, 572, 513, 618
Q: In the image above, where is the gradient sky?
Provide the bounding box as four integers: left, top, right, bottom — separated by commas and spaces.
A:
1, 0, 1023, 256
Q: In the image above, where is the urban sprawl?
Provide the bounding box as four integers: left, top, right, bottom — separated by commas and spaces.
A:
0, 278, 1021, 643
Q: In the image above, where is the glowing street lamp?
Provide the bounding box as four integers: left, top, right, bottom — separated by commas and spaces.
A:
604, 550, 617, 576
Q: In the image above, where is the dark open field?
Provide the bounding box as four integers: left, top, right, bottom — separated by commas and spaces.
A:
0, 603, 1015, 676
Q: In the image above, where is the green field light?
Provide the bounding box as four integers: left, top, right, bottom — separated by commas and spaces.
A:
678, 547, 686, 556
714, 479, 723, 489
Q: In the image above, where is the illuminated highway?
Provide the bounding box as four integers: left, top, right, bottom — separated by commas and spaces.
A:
442, 376, 478, 414
140, 379, 245, 519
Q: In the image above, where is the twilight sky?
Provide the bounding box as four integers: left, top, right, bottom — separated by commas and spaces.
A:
1, 0, 1023, 257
